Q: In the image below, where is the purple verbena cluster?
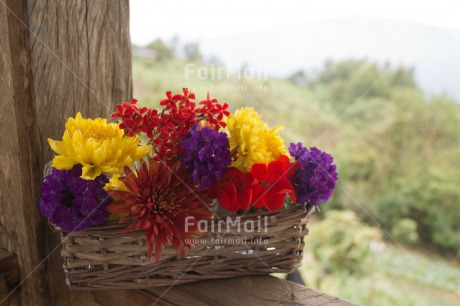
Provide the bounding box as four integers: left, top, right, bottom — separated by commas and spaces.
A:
39, 165, 112, 231
289, 142, 338, 206
181, 124, 231, 189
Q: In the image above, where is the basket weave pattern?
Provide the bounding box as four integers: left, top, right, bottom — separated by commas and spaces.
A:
60, 204, 314, 289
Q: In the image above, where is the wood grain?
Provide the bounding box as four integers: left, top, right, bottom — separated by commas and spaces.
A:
27, 0, 133, 164
0, 1, 49, 304
94, 275, 359, 306
0, 1, 131, 305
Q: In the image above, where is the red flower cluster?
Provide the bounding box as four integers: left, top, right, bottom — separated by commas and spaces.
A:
216, 155, 298, 212
111, 99, 157, 137
111, 88, 230, 160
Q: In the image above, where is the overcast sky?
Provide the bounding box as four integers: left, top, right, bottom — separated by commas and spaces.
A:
131, 0, 460, 45
130, 0, 460, 97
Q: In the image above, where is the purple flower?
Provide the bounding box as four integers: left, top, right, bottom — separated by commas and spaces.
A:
181, 124, 231, 189
39, 165, 112, 231
289, 142, 338, 206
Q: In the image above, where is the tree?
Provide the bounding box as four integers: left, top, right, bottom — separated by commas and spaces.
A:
288, 70, 308, 87
309, 59, 418, 114
147, 38, 174, 62
337, 88, 460, 256
184, 42, 202, 62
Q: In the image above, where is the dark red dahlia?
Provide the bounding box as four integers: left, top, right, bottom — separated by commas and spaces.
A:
106, 160, 213, 261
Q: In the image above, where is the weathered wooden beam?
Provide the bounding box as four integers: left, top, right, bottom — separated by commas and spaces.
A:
0, 1, 50, 304
94, 275, 359, 306
0, 1, 131, 305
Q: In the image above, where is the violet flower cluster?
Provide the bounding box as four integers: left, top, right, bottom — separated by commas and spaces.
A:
39, 165, 112, 231
181, 124, 232, 189
289, 142, 338, 206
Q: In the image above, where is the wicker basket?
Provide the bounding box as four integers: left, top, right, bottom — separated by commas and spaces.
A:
59, 203, 315, 289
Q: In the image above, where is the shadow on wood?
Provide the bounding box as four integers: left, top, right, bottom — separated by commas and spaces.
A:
286, 269, 306, 286
0, 249, 20, 305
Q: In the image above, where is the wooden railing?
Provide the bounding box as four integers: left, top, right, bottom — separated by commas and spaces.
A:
93, 275, 358, 305
1, 248, 357, 305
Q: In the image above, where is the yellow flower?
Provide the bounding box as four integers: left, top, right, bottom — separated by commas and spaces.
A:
104, 174, 129, 192
104, 174, 130, 221
48, 112, 151, 179
226, 107, 287, 172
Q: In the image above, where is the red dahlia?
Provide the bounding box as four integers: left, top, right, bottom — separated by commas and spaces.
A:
106, 160, 213, 261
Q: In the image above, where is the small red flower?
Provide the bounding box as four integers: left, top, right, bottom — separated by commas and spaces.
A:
111, 99, 151, 137
251, 155, 298, 211
197, 92, 230, 128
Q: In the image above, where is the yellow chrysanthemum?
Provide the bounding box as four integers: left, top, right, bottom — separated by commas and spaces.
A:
104, 174, 129, 192
104, 174, 130, 221
48, 112, 151, 179
226, 107, 287, 172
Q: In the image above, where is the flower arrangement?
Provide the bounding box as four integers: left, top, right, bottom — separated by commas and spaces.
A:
40, 88, 338, 261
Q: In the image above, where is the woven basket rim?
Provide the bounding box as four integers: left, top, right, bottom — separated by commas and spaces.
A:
55, 202, 314, 235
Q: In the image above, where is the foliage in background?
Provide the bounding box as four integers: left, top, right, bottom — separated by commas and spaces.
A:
391, 218, 419, 245
309, 210, 381, 276
132, 39, 460, 305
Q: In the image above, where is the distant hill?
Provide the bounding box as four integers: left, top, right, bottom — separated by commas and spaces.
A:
199, 17, 460, 98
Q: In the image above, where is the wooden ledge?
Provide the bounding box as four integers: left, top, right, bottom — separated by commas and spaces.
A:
94, 275, 358, 306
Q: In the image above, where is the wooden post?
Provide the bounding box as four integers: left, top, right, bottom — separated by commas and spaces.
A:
0, 1, 132, 305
